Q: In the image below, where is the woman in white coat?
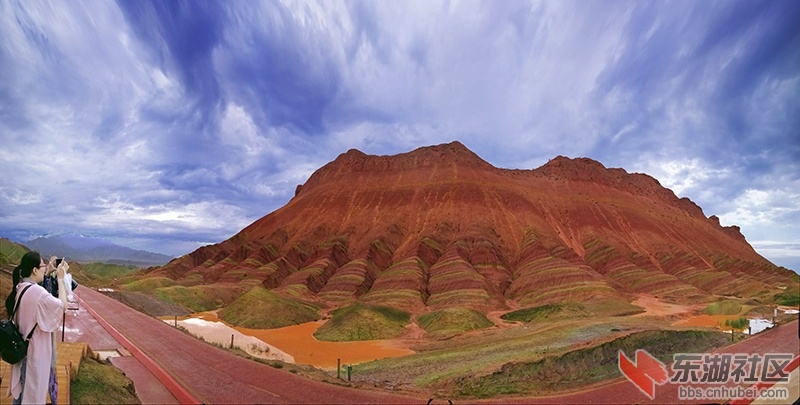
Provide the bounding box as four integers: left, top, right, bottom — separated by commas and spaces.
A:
6, 251, 67, 404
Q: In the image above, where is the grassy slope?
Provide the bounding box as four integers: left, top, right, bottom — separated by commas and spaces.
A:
71, 357, 141, 404
501, 302, 589, 322
0, 272, 10, 318
117, 275, 246, 312
71, 262, 142, 288
703, 299, 744, 315
774, 285, 799, 306
80, 262, 140, 278
120, 276, 179, 291
417, 307, 494, 338
354, 307, 737, 398
153, 284, 245, 312
455, 329, 730, 398
219, 286, 320, 329
314, 303, 410, 341
0, 238, 29, 267
355, 318, 626, 388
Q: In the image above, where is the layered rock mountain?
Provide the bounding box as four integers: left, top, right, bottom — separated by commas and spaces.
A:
147, 142, 795, 316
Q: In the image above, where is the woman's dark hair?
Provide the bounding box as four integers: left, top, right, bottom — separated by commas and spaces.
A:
6, 251, 41, 316
13, 251, 42, 287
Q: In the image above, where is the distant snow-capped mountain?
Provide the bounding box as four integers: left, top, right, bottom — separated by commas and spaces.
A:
24, 234, 173, 267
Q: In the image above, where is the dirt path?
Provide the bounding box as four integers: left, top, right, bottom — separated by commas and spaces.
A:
485, 310, 517, 328
77, 288, 422, 404
631, 294, 698, 318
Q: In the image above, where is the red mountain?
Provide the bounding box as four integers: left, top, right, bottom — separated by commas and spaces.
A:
148, 142, 795, 315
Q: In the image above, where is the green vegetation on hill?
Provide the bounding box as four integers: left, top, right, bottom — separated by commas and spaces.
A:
314, 303, 410, 342
703, 299, 743, 315
219, 286, 320, 329
501, 302, 588, 322
0, 238, 29, 268
71, 357, 141, 404
120, 276, 178, 292
117, 276, 244, 312
81, 262, 140, 278
456, 329, 730, 398
153, 284, 245, 312
0, 271, 11, 318
0, 238, 30, 267
511, 298, 643, 319
774, 287, 799, 306
70, 262, 142, 287
417, 308, 494, 337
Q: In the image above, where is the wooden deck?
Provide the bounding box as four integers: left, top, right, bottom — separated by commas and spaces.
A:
0, 342, 88, 405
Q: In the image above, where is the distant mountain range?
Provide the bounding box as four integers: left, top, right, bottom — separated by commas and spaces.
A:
22, 234, 173, 267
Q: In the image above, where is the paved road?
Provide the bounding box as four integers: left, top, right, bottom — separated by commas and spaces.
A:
62, 296, 180, 404
76, 288, 421, 404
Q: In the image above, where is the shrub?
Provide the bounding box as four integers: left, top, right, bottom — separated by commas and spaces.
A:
703, 300, 742, 315
724, 317, 749, 329
774, 289, 799, 306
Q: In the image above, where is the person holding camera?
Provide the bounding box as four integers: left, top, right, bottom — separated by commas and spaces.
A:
5, 251, 68, 405
41, 256, 77, 302
37, 255, 75, 404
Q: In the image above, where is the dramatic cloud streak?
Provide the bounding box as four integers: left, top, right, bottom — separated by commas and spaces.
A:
1, 0, 798, 271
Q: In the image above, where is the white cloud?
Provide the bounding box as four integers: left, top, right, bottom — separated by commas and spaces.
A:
218, 103, 285, 161
1, 0, 798, 264
89, 195, 252, 233
750, 241, 800, 272
630, 158, 731, 198
0, 188, 42, 205
149, 68, 178, 94
720, 188, 800, 228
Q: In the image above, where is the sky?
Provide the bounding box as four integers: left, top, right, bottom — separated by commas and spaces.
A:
1, 0, 798, 271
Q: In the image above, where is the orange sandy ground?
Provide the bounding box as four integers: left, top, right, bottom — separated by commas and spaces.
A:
632, 295, 695, 317
632, 294, 743, 330
191, 312, 414, 369
674, 314, 750, 330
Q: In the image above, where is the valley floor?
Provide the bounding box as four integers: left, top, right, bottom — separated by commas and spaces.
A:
140, 292, 798, 400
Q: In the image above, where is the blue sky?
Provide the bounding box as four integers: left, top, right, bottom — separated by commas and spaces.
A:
1, 1, 798, 271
